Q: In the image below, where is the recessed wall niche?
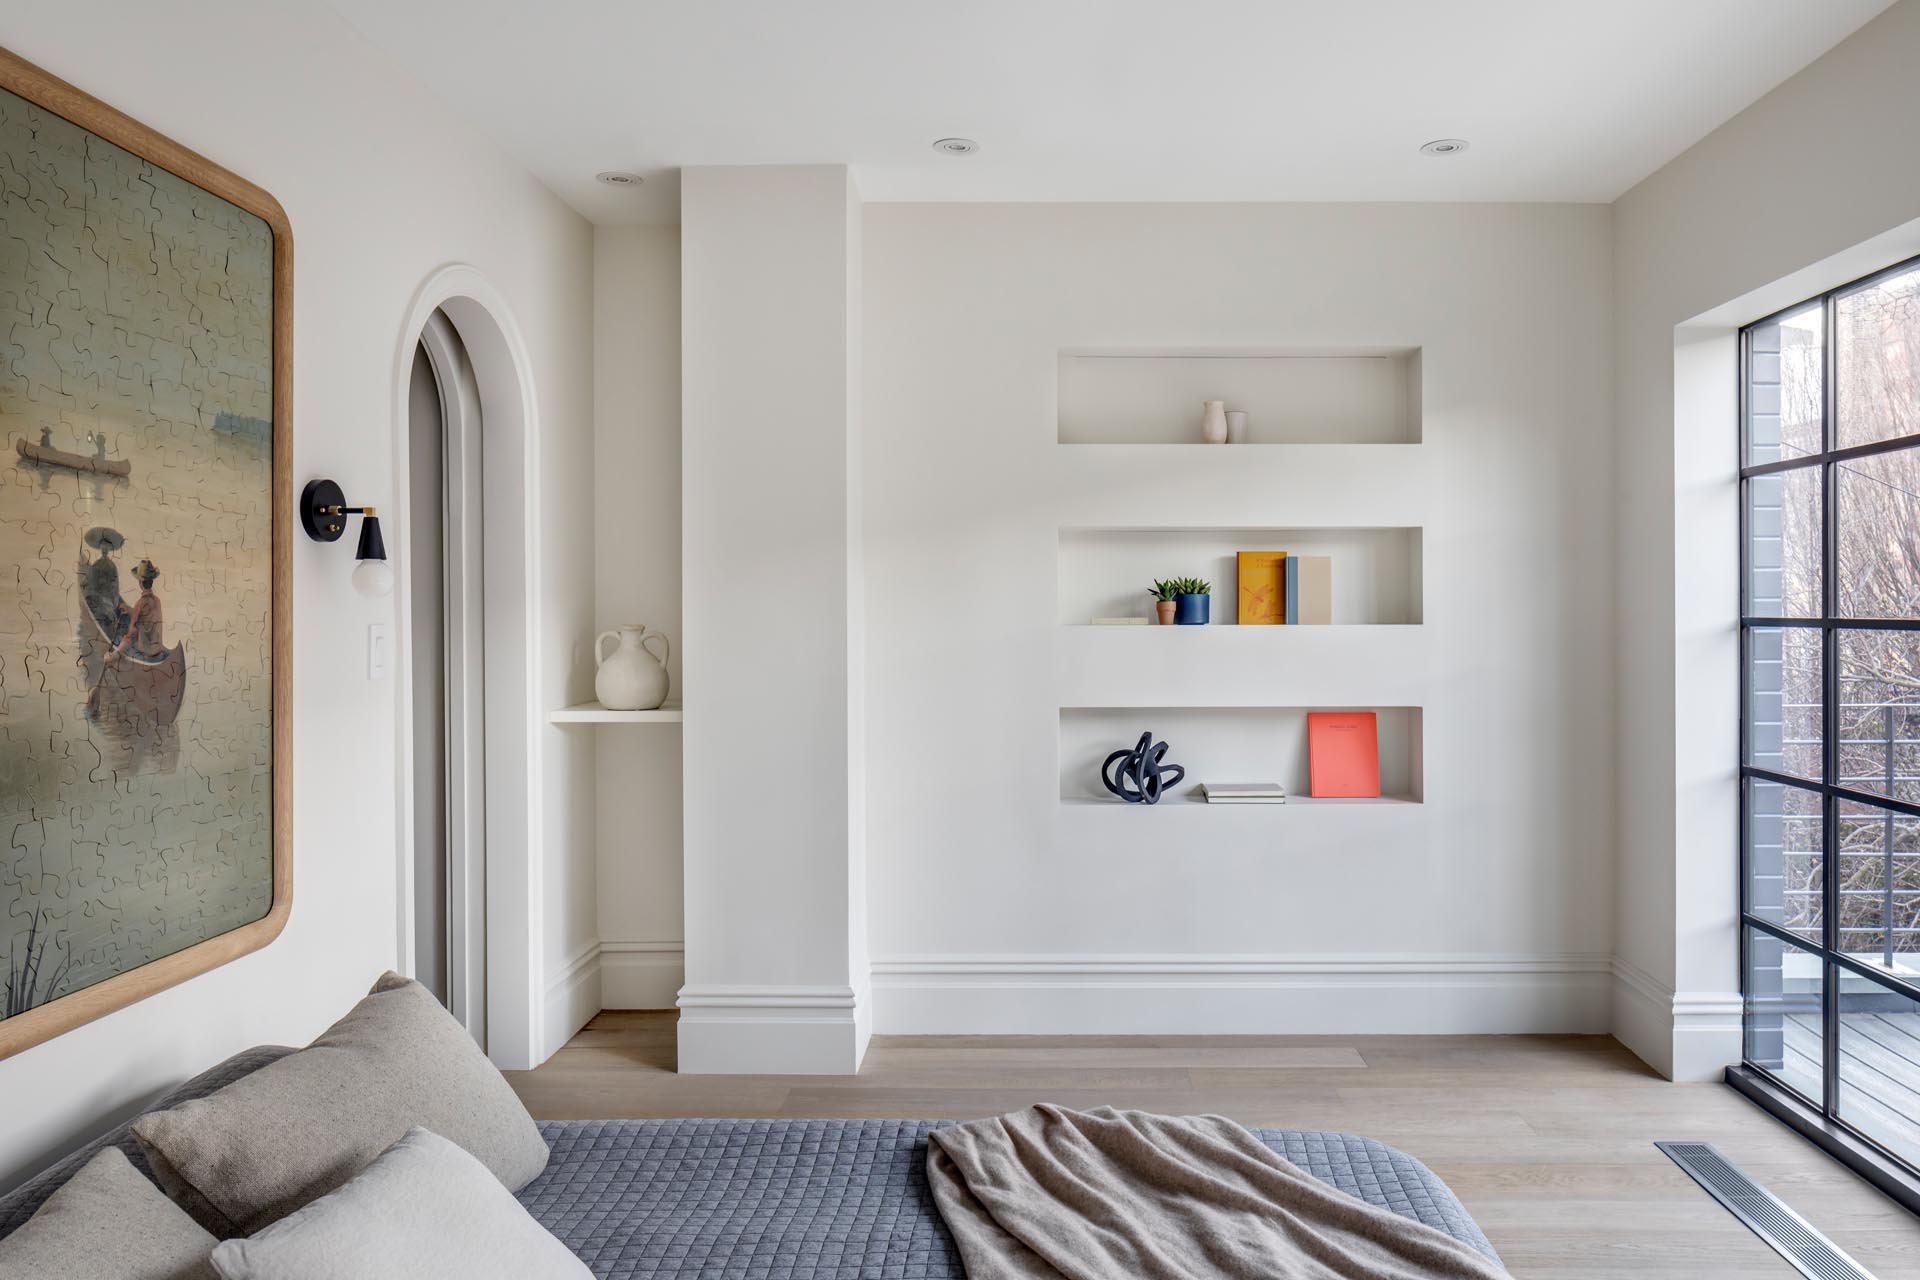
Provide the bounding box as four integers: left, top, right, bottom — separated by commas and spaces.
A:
1059, 706, 1424, 806
1058, 527, 1423, 626
1057, 348, 1422, 446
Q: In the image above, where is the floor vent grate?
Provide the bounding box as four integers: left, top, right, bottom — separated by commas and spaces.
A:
1657, 1141, 1875, 1280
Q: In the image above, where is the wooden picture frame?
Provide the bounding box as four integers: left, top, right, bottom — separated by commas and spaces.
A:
0, 48, 292, 1059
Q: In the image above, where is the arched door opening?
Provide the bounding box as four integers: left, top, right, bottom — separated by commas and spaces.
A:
408, 311, 486, 1040
393, 268, 545, 1070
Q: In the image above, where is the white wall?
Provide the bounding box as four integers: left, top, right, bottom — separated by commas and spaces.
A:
863, 203, 1617, 1033
679, 166, 870, 1073
0, 1, 595, 1188
592, 225, 685, 1008
1611, 0, 1920, 1079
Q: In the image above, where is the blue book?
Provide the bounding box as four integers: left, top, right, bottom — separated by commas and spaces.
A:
1283, 556, 1298, 625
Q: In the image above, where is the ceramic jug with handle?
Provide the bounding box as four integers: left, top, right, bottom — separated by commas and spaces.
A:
595, 624, 670, 710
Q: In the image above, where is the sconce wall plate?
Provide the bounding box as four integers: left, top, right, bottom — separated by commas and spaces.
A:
300, 478, 349, 542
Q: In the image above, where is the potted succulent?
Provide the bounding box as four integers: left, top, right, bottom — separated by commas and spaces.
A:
1150, 579, 1180, 625
1175, 576, 1212, 625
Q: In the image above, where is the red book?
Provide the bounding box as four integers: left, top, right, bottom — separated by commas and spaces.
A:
1307, 712, 1380, 798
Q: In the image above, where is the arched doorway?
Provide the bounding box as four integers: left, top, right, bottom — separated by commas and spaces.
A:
392, 267, 545, 1070
407, 310, 484, 1034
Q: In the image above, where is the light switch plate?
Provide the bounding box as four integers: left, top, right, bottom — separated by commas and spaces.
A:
367, 622, 390, 680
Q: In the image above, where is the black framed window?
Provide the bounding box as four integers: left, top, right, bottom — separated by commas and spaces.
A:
1741, 253, 1920, 1182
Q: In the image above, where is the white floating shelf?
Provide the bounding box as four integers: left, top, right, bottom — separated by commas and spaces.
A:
1058, 794, 1422, 809
1056, 624, 1426, 710
1049, 446, 1428, 531
549, 701, 683, 725
1060, 622, 1423, 628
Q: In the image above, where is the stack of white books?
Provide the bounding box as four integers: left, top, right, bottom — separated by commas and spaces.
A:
1197, 782, 1288, 804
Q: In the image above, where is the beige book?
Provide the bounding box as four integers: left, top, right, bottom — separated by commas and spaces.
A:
1294, 555, 1332, 624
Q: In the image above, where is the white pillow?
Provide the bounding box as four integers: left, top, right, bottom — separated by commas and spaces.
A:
209, 1128, 588, 1280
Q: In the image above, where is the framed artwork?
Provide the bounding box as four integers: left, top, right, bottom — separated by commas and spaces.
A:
0, 49, 292, 1059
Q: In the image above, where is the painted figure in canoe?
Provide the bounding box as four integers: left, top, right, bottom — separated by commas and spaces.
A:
78, 528, 186, 729
15, 426, 133, 477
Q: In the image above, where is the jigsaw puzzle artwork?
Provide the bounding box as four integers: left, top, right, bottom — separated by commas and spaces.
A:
0, 80, 278, 1032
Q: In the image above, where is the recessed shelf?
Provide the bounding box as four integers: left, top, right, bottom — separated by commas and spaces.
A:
1049, 445, 1427, 534
1060, 622, 1422, 629
1059, 527, 1422, 626
1058, 793, 1422, 808
1057, 348, 1421, 446
549, 701, 683, 725
1055, 622, 1425, 710
1059, 706, 1423, 806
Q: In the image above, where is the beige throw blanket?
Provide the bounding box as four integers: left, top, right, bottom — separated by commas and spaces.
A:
926, 1106, 1509, 1280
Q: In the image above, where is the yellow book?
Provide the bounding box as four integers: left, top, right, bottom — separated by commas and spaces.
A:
1236, 551, 1287, 625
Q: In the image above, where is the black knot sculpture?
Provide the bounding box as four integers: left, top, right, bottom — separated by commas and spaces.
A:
1101, 731, 1185, 805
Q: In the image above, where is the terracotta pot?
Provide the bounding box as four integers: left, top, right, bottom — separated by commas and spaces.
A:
1156, 600, 1177, 625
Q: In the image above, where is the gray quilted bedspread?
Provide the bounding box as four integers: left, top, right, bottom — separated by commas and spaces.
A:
519, 1118, 1499, 1278
0, 1049, 1499, 1276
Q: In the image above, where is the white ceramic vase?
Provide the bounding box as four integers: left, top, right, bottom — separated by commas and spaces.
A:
1200, 400, 1228, 445
594, 624, 671, 710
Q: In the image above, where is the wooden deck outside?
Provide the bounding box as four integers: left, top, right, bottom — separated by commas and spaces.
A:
1782, 1010, 1920, 1166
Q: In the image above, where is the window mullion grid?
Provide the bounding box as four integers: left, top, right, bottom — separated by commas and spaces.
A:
1821, 293, 1840, 1121
1743, 617, 1920, 631
1739, 326, 1753, 1023
1740, 251, 1920, 1185
1742, 429, 1920, 480
1743, 766, 1920, 821
1741, 916, 1920, 1029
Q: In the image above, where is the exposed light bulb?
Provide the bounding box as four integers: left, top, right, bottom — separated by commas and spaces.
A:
353, 558, 394, 598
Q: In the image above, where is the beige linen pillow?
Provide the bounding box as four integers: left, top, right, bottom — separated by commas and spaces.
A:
0, 1147, 216, 1280
133, 972, 548, 1235
209, 1128, 589, 1280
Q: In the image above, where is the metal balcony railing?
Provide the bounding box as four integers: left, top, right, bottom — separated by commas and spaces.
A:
1756, 697, 1920, 968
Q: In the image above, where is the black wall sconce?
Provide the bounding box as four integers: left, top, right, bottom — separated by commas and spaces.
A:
300, 478, 393, 598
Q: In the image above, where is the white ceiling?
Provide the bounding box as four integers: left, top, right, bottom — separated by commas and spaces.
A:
330, 0, 1891, 225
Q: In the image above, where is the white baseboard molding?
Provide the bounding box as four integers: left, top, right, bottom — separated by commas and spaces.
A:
559, 946, 1741, 1077
539, 940, 603, 1064
1609, 955, 1677, 1076
870, 953, 1615, 1036
675, 983, 871, 1075
601, 941, 685, 1010
1672, 989, 1745, 1082
1609, 956, 1742, 1082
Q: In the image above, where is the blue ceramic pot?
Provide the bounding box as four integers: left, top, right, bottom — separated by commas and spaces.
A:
1175, 593, 1210, 625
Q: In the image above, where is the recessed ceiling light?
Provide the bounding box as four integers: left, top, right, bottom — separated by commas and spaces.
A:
1418, 139, 1469, 157
596, 170, 645, 187
932, 137, 979, 156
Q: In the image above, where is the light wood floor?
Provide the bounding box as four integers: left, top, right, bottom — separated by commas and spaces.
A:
508, 1014, 1920, 1279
